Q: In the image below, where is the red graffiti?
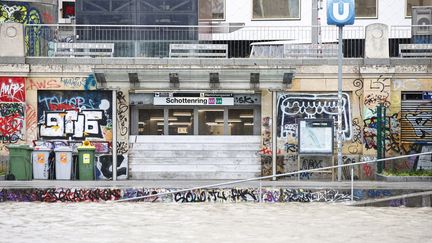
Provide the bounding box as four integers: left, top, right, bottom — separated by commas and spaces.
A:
27, 79, 62, 90
42, 12, 54, 24
48, 103, 77, 111
0, 113, 24, 140
0, 77, 25, 102
362, 164, 373, 178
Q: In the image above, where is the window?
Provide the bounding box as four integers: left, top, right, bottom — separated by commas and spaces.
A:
138, 109, 164, 135
407, 0, 432, 16
169, 109, 194, 135
198, 109, 224, 135
252, 0, 300, 19
135, 107, 259, 135
199, 0, 225, 20
228, 109, 254, 135
355, 0, 377, 18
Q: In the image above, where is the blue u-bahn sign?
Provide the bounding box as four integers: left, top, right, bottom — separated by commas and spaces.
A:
327, 0, 355, 26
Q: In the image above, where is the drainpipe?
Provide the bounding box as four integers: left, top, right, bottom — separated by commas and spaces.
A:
112, 90, 117, 181
272, 91, 277, 181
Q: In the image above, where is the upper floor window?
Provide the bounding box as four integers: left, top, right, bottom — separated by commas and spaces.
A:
355, 0, 377, 18
199, 0, 225, 20
406, 0, 432, 17
252, 0, 300, 20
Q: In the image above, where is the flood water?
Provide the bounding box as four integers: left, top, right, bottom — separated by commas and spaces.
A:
1, 202, 431, 243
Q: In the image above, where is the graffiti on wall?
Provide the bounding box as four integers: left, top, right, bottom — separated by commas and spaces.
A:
277, 93, 353, 140
117, 91, 128, 137
0, 77, 25, 102
0, 103, 25, 144
37, 91, 112, 140
0, 3, 43, 56
363, 113, 401, 153
95, 154, 128, 180
0, 188, 121, 202
26, 76, 97, 91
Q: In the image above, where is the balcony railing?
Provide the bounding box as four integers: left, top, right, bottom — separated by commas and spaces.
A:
23, 24, 432, 59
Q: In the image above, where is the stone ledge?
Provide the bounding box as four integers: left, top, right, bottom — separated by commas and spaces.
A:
377, 174, 432, 182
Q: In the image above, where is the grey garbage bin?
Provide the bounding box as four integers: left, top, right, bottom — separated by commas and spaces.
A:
54, 147, 73, 180
32, 146, 51, 180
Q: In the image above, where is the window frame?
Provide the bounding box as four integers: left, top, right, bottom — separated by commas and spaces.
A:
251, 0, 301, 21
132, 106, 260, 136
199, 0, 226, 21
405, 0, 432, 17
355, 0, 379, 19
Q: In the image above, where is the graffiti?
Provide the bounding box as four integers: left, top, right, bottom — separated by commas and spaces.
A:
27, 77, 96, 91
362, 164, 373, 178
117, 141, 128, 154
38, 91, 113, 140
261, 155, 285, 176
0, 3, 42, 55
0, 77, 25, 102
284, 144, 298, 153
262, 116, 271, 149
234, 95, 259, 104
0, 188, 121, 202
341, 156, 360, 180
0, 187, 359, 203
277, 93, 352, 140
39, 110, 107, 139
84, 75, 97, 90
353, 78, 364, 97
404, 111, 432, 139
364, 92, 391, 108
0, 103, 25, 143
263, 189, 353, 203
41, 11, 53, 23
25, 104, 38, 143
363, 113, 400, 153
27, 78, 62, 90
117, 91, 128, 137
369, 75, 390, 93
123, 188, 170, 202
348, 118, 362, 154
95, 154, 128, 180
299, 158, 323, 180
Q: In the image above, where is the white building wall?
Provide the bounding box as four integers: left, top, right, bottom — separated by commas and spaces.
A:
223, 0, 411, 27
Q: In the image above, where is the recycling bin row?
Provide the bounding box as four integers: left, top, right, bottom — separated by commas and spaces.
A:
7, 144, 96, 180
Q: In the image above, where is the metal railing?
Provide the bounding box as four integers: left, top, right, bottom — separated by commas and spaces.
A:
117, 151, 432, 203
23, 24, 431, 58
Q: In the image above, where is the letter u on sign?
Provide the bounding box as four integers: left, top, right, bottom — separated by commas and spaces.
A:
327, 0, 355, 26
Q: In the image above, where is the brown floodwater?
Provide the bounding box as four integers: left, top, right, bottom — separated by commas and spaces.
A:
1, 202, 431, 243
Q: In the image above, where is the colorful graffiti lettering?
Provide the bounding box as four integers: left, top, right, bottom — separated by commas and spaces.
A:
363, 113, 400, 153
0, 77, 25, 102
37, 91, 113, 140
0, 103, 25, 143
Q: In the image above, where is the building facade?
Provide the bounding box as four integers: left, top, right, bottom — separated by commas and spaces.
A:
0, 0, 431, 180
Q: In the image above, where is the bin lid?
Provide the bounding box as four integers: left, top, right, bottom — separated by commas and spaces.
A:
54, 146, 73, 152
78, 145, 95, 150
33, 146, 52, 151
7, 144, 33, 150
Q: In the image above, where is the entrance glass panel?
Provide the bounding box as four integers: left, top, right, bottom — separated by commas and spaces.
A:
228, 109, 254, 135
198, 109, 224, 135
169, 109, 194, 135
138, 109, 164, 135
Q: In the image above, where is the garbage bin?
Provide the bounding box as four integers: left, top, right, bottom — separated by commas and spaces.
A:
54, 146, 73, 180
32, 146, 52, 180
7, 144, 33, 180
77, 141, 95, 180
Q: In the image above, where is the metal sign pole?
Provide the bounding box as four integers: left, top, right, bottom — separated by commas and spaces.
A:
337, 26, 343, 181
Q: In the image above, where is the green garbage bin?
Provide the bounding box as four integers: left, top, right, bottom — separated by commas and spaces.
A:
77, 143, 95, 180
7, 144, 33, 180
